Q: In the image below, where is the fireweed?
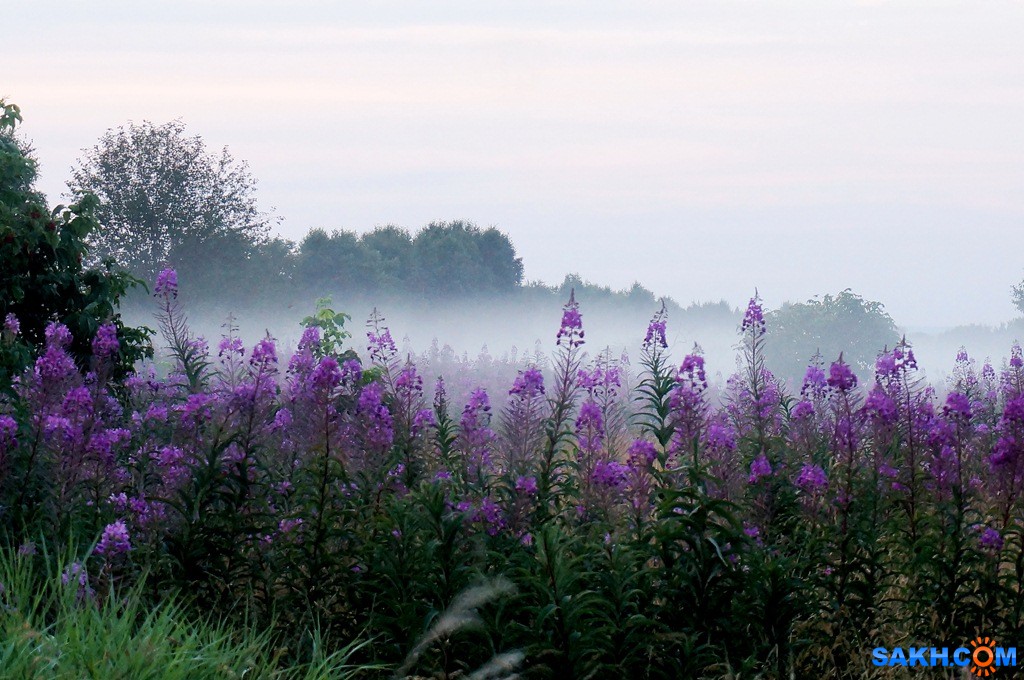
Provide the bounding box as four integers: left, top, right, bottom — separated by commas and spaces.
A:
5, 277, 1024, 677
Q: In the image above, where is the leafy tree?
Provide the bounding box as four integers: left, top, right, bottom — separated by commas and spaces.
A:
410, 220, 523, 296
360, 224, 413, 289
68, 120, 273, 283
1013, 277, 1024, 316
0, 101, 151, 386
295, 228, 380, 293
765, 289, 898, 383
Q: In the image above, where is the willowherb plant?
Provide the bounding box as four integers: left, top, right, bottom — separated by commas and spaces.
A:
10, 272, 1024, 677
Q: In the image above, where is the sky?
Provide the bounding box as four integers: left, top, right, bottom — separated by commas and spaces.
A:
6, 1, 1024, 329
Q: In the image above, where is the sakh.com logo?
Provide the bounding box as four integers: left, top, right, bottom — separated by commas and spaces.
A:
873, 637, 1016, 676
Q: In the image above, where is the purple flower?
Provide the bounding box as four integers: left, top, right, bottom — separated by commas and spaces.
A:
748, 453, 772, 484
801, 365, 827, 398
155, 268, 178, 298
943, 391, 972, 421
310, 356, 342, 392
250, 337, 278, 366
180, 393, 215, 427
575, 399, 604, 452
705, 422, 737, 453
341, 359, 362, 384
0, 414, 17, 451
96, 520, 131, 556
156, 445, 184, 467
835, 415, 859, 452
367, 326, 398, 365
92, 322, 120, 359
515, 475, 538, 495
979, 527, 1004, 552
877, 344, 918, 379
643, 319, 668, 351
298, 326, 321, 351
592, 460, 629, 488
827, 360, 857, 393
680, 353, 708, 387
61, 561, 94, 600
272, 408, 292, 432
627, 439, 658, 467
358, 382, 395, 451
556, 292, 585, 348
395, 364, 424, 396
795, 463, 828, 493
479, 497, 506, 536
35, 345, 77, 382
510, 367, 545, 398
218, 335, 245, 358
3, 313, 19, 337
45, 322, 73, 349
741, 296, 766, 337
459, 388, 495, 472
864, 386, 896, 426
791, 400, 814, 421
412, 408, 436, 435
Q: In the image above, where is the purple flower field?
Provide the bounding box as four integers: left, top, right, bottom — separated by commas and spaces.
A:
3, 266, 1024, 677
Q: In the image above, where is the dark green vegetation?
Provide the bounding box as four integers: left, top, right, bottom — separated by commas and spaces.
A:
766, 289, 900, 382
0, 101, 151, 387
7, 101, 1023, 680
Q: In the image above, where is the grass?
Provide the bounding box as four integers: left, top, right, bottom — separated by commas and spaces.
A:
0, 546, 379, 680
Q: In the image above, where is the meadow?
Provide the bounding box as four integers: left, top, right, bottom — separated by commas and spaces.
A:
2, 267, 1022, 679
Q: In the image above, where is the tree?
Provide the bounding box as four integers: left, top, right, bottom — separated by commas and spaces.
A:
765, 289, 898, 384
1013, 277, 1024, 317
295, 228, 381, 293
68, 120, 273, 283
361, 224, 413, 289
410, 221, 524, 296
0, 101, 151, 386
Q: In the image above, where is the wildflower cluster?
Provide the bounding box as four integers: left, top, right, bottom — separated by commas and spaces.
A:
4, 280, 1024, 678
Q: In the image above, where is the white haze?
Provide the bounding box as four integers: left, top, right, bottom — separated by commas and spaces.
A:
6, 1, 1024, 343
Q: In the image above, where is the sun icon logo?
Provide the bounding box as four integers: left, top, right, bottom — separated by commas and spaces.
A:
970, 636, 998, 677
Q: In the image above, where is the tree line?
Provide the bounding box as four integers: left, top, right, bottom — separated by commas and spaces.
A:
3, 107, 910, 386
68, 120, 524, 303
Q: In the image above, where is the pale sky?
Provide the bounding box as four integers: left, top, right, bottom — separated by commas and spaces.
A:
6, 1, 1024, 328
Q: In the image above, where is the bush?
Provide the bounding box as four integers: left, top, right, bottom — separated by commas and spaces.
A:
0, 100, 151, 389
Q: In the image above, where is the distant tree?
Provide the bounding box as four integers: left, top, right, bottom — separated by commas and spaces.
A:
766, 289, 898, 383
295, 228, 380, 293
361, 225, 413, 289
0, 101, 151, 386
68, 120, 273, 283
411, 221, 523, 296
1013, 277, 1024, 316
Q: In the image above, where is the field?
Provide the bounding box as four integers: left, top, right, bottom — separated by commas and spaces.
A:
2, 272, 1022, 679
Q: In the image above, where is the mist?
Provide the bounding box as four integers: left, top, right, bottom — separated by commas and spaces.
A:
120, 273, 1024, 410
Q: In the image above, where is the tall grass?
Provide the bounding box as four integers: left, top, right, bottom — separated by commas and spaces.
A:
0, 546, 376, 679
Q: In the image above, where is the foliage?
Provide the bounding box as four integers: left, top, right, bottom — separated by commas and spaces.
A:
300, 296, 354, 362
410, 220, 524, 296
293, 220, 524, 299
766, 289, 898, 384
0, 546, 375, 679
0, 100, 152, 388
1012, 277, 1024, 317
5, 269, 1024, 678
68, 119, 274, 284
